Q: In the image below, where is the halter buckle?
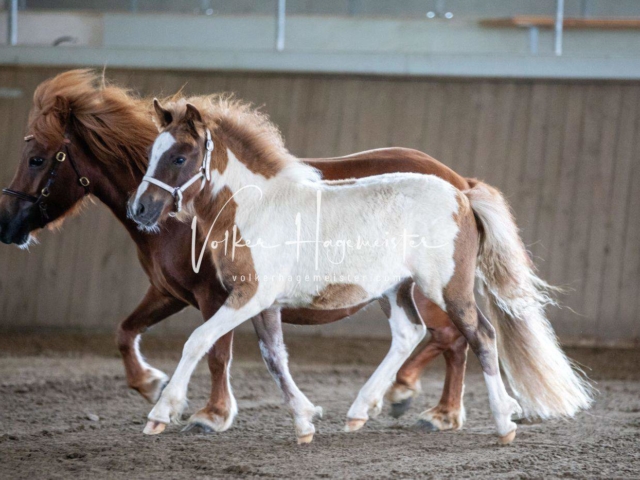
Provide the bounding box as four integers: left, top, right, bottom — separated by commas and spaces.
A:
55, 152, 66, 162
79, 177, 90, 187
173, 187, 184, 213
41, 187, 50, 197
205, 139, 214, 152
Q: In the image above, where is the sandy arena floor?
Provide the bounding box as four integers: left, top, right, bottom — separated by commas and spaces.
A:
0, 332, 638, 479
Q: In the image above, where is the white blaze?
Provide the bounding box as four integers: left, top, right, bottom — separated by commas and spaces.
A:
134, 132, 176, 205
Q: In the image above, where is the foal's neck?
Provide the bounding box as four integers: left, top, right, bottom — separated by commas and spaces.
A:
211, 147, 317, 198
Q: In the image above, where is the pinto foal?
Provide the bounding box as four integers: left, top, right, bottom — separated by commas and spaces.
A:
131, 96, 592, 444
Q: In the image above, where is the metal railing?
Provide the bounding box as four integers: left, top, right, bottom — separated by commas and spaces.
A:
4, 0, 640, 55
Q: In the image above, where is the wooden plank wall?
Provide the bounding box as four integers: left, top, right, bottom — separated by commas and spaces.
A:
0, 66, 638, 346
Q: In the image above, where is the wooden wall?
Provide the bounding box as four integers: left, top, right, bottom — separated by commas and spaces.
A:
0, 66, 638, 345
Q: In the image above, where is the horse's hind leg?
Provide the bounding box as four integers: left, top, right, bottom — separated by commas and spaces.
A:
116, 286, 187, 403
345, 280, 426, 432
252, 309, 323, 444
386, 296, 468, 432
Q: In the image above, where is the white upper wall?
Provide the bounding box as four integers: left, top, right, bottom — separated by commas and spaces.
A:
0, 11, 639, 79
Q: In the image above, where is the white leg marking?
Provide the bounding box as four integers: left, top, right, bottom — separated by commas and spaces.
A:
133, 132, 176, 207
346, 292, 426, 428
483, 372, 521, 437
254, 310, 322, 441
133, 335, 169, 402
146, 300, 262, 427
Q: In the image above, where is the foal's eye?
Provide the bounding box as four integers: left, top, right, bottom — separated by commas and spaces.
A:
28, 157, 45, 167
173, 157, 186, 165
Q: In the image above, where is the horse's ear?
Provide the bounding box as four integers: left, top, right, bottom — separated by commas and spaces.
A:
53, 96, 70, 124
153, 98, 173, 128
184, 103, 203, 125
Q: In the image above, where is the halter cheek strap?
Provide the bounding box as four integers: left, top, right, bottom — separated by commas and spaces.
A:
142, 129, 214, 216
2, 137, 91, 224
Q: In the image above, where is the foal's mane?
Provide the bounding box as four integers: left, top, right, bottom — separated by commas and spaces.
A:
28, 69, 156, 175
166, 94, 320, 182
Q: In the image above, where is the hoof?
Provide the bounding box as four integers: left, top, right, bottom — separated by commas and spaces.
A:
498, 429, 516, 445
344, 418, 367, 432
143, 420, 166, 435
412, 419, 439, 432
415, 405, 465, 432
181, 422, 214, 435
138, 372, 169, 404
297, 433, 314, 445
390, 398, 412, 419
186, 409, 234, 433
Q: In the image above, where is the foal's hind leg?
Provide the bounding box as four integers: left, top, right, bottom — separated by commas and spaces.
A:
345, 281, 426, 432
419, 206, 520, 444
387, 297, 468, 431
252, 309, 323, 444
116, 286, 187, 403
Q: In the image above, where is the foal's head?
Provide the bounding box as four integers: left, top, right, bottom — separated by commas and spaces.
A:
131, 95, 318, 231
130, 98, 224, 229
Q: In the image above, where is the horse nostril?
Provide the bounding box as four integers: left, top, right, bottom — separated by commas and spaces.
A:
136, 202, 146, 217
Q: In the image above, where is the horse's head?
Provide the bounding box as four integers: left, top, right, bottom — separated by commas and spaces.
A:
0, 97, 90, 247
130, 99, 220, 230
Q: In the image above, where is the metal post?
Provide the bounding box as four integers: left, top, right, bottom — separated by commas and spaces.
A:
7, 0, 18, 46
276, 0, 286, 52
528, 26, 539, 55
555, 0, 564, 56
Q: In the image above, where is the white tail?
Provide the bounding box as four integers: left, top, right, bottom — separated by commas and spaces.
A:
466, 181, 594, 420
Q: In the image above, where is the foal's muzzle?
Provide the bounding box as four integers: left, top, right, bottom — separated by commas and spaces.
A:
129, 194, 165, 229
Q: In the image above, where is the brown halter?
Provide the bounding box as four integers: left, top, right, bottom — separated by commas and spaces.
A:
2, 135, 90, 224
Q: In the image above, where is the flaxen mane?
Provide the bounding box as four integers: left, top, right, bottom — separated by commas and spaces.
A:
28, 69, 157, 175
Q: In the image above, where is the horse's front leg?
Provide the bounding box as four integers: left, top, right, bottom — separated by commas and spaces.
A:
143, 298, 264, 435
116, 286, 187, 403
252, 309, 323, 444
182, 331, 237, 434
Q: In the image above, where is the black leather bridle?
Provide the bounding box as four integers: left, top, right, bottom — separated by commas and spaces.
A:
2, 135, 91, 224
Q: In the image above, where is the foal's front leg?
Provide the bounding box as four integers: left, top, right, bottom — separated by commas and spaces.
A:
144, 298, 264, 434
252, 309, 323, 444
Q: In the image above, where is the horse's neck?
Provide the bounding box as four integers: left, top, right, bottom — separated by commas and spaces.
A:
89, 157, 147, 241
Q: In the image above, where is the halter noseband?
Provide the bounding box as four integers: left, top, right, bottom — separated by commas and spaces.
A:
2, 135, 91, 224
142, 129, 213, 216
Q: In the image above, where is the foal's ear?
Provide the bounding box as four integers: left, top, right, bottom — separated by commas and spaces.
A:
153, 98, 173, 128
184, 103, 203, 126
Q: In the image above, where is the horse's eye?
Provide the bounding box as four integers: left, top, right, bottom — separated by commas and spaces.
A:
174, 157, 186, 165
29, 157, 45, 167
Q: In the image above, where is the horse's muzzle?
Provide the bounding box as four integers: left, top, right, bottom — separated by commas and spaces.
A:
0, 211, 32, 245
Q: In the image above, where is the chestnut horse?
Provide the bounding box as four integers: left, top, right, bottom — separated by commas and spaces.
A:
130, 95, 592, 444
0, 70, 469, 433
